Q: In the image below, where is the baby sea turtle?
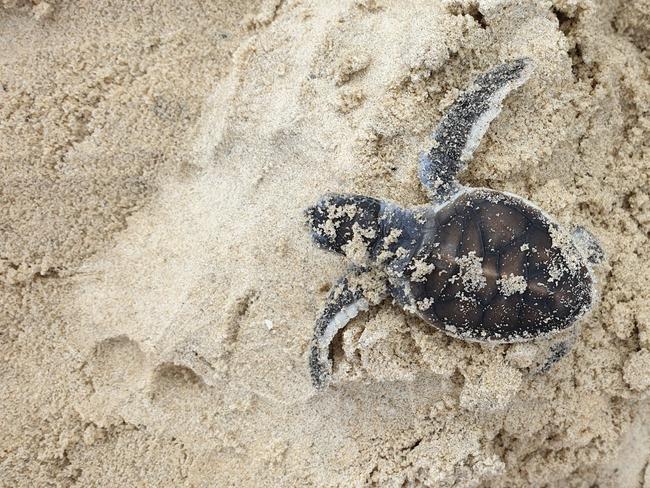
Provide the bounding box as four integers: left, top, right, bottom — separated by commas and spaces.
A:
306, 58, 604, 389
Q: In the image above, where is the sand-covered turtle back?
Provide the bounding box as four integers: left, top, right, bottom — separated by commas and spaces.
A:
401, 190, 593, 342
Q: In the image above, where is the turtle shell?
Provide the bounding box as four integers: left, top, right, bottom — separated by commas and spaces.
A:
404, 189, 594, 342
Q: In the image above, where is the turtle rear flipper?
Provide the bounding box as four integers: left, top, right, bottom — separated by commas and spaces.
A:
572, 225, 605, 265
309, 267, 388, 389
536, 326, 580, 373
419, 58, 534, 202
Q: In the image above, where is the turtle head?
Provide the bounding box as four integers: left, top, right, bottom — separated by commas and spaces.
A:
306, 194, 383, 262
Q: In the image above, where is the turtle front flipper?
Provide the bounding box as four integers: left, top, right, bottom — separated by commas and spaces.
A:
419, 58, 534, 202
309, 267, 388, 389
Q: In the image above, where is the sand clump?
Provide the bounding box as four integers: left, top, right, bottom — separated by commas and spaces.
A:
1, 0, 649, 486
624, 349, 650, 393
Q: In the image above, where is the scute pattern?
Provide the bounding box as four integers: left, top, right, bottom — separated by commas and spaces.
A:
408, 190, 592, 341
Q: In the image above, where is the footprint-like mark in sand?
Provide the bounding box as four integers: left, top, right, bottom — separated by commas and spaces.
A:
77, 335, 150, 425
149, 362, 205, 405
88, 335, 148, 390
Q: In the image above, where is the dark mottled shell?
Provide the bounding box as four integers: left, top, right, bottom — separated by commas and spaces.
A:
406, 189, 593, 342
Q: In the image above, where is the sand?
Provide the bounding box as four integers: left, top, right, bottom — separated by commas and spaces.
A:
1, 0, 649, 486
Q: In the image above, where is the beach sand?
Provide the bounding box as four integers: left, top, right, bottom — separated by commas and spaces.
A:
1, 0, 649, 486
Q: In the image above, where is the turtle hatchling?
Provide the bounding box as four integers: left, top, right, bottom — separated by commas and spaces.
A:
305, 58, 604, 389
